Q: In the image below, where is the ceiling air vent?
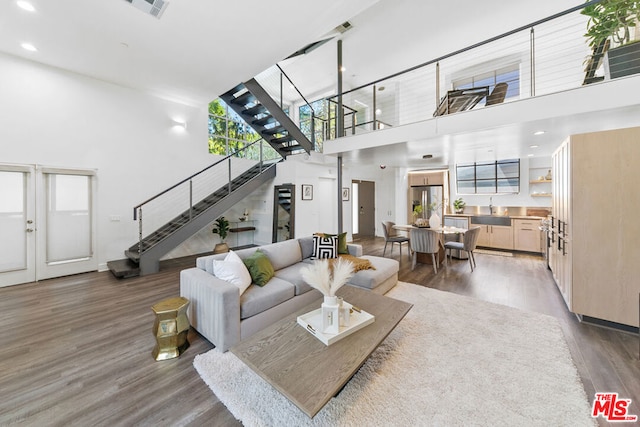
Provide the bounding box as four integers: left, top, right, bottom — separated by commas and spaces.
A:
125, 0, 169, 19
335, 21, 353, 34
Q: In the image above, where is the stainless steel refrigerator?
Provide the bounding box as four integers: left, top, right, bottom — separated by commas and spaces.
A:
411, 185, 443, 220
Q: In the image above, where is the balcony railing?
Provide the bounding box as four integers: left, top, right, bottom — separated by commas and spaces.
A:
254, 0, 630, 144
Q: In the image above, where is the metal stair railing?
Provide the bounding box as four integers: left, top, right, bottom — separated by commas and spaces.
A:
132, 139, 281, 257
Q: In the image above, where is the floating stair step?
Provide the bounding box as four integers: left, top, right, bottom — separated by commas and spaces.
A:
107, 259, 140, 279
280, 144, 303, 152
231, 91, 256, 107
262, 126, 286, 136
224, 83, 246, 98
271, 134, 294, 144
253, 115, 276, 127
242, 104, 267, 117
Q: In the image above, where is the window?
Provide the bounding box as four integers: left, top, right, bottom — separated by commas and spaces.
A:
208, 98, 260, 156
453, 64, 520, 106
299, 99, 333, 152
456, 159, 520, 194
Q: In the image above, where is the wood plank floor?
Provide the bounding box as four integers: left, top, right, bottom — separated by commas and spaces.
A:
0, 237, 638, 426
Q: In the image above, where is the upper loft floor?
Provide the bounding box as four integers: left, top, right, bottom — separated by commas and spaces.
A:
209, 0, 640, 167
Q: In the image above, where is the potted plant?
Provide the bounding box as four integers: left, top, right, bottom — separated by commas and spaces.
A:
453, 198, 466, 214
212, 216, 230, 254
582, 0, 640, 79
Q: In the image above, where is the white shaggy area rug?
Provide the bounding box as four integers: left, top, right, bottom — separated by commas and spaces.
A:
194, 282, 595, 426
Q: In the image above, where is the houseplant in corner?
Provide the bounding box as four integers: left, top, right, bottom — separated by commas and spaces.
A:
453, 198, 466, 214
212, 216, 230, 254
582, 0, 640, 79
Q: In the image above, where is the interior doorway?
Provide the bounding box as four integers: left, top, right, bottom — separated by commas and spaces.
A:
352, 180, 375, 239
0, 164, 97, 287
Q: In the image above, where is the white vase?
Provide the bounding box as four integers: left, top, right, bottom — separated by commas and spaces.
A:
429, 212, 441, 229
321, 296, 340, 334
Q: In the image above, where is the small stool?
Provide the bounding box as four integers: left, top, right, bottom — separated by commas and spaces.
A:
151, 296, 190, 361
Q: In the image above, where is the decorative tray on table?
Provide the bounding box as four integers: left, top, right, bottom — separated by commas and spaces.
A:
297, 304, 375, 346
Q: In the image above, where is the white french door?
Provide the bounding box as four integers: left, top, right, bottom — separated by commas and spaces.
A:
0, 164, 97, 287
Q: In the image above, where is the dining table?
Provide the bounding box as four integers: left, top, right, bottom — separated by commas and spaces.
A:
392, 224, 468, 265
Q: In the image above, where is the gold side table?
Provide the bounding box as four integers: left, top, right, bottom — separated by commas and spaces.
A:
151, 296, 190, 361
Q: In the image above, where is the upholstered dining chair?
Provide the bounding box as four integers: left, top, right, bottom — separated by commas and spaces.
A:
382, 221, 410, 258
485, 82, 509, 106
409, 228, 440, 274
444, 226, 481, 272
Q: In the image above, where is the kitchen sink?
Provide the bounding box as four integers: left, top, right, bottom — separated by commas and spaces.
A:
470, 215, 512, 226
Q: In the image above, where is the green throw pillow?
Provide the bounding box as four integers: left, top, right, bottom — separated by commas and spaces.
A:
243, 250, 274, 287
320, 232, 348, 254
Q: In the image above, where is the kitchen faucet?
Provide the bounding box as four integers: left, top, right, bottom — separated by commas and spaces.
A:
489, 197, 493, 215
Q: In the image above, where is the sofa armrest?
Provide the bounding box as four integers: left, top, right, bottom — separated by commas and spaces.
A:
180, 268, 240, 352
347, 243, 363, 257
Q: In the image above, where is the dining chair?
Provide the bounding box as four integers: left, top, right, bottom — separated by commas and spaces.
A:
409, 228, 440, 274
381, 221, 410, 258
485, 82, 509, 106
444, 226, 481, 272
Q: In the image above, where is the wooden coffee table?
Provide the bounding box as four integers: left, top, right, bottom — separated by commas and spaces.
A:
230, 285, 412, 418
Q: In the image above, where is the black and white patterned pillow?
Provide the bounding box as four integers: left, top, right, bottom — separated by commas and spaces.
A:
312, 235, 338, 259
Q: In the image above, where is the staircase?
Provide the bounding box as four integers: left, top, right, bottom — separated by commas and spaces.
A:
220, 79, 314, 157
109, 77, 313, 278
108, 158, 279, 278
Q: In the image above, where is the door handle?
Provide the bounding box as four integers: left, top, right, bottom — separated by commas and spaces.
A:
26, 228, 34, 233
27, 220, 34, 224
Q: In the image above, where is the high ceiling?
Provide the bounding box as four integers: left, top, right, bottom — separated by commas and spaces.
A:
0, 0, 379, 106
2, 0, 639, 164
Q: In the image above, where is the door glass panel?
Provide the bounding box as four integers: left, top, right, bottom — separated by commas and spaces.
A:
46, 174, 92, 263
0, 171, 27, 272
352, 183, 359, 235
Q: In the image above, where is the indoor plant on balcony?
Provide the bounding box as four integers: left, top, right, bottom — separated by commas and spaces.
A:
582, 0, 640, 79
212, 216, 230, 254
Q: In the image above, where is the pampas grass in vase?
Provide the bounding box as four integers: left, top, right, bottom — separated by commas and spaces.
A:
301, 258, 355, 334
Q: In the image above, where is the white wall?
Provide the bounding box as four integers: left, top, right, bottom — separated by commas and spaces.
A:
0, 52, 214, 271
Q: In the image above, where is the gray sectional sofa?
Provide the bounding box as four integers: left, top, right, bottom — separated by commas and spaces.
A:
179, 236, 399, 352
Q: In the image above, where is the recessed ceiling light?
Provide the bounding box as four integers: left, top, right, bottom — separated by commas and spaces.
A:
528, 154, 534, 157
529, 144, 539, 148
17, 1, 36, 12
534, 131, 545, 136
340, 66, 346, 72
375, 109, 382, 115
21, 43, 37, 52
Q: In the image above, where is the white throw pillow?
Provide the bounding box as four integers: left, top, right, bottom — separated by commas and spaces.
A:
213, 250, 252, 295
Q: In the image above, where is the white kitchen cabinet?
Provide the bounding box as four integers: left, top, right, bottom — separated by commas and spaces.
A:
513, 219, 543, 253
550, 127, 640, 327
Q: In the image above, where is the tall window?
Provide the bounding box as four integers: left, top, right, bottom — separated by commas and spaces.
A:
456, 159, 520, 194
299, 99, 335, 152
208, 99, 260, 156
453, 64, 520, 106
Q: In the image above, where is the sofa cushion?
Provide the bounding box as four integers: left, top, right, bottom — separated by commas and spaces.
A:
259, 239, 302, 271
213, 250, 252, 295
348, 255, 399, 290
274, 263, 314, 295
240, 277, 295, 319
312, 235, 338, 259
243, 250, 274, 286
298, 236, 314, 259
317, 232, 348, 254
